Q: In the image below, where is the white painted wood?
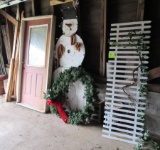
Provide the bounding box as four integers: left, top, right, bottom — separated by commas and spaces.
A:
111, 26, 151, 31
111, 20, 151, 26
0, 0, 27, 9
110, 36, 150, 40
110, 30, 151, 36
103, 126, 143, 136
53, 15, 87, 111
55, 34, 85, 68
103, 21, 151, 144
62, 19, 78, 36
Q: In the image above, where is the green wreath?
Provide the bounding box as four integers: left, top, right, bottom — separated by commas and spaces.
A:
44, 67, 98, 124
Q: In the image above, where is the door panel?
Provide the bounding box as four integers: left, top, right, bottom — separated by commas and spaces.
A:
20, 17, 52, 112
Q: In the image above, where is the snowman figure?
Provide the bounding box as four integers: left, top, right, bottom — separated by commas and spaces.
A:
53, 7, 86, 111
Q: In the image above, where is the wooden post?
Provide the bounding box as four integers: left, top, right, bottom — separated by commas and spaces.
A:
137, 0, 145, 21
100, 0, 107, 77
31, 0, 35, 16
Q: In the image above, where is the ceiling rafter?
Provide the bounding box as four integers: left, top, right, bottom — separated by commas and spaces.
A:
0, 0, 27, 9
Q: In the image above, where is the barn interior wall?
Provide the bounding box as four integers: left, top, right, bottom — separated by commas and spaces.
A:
10, 0, 140, 79
80, 0, 139, 77
7, 0, 160, 84
144, 0, 160, 84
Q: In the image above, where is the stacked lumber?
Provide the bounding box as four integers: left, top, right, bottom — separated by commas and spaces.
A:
0, 8, 22, 101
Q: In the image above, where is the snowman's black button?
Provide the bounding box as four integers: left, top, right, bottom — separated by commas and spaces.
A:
67, 49, 71, 53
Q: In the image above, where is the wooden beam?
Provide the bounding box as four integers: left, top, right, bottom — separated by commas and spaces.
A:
148, 66, 160, 80
0, 10, 18, 26
50, 0, 73, 6
100, 0, 107, 77
136, 0, 145, 21
147, 84, 160, 93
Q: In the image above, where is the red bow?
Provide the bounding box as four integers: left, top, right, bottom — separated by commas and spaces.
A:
47, 99, 68, 123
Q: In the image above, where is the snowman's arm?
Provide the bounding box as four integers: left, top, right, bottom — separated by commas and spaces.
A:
74, 42, 81, 51
58, 44, 65, 58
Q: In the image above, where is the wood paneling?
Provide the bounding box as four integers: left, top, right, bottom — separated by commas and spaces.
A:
109, 0, 138, 23
80, 0, 101, 75
144, 0, 160, 84
80, 0, 139, 77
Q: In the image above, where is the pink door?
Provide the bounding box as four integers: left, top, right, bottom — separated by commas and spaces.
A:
21, 18, 52, 112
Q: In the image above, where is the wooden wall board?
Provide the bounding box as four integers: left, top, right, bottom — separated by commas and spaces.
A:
109, 0, 138, 23
145, 0, 160, 85
136, 0, 144, 21
80, 0, 101, 76
100, 0, 107, 77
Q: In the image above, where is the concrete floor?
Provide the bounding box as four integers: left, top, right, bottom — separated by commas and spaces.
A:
0, 96, 134, 150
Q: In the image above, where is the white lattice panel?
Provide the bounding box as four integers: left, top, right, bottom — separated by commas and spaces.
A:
102, 21, 151, 144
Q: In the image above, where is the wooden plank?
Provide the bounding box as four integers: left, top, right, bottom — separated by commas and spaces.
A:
148, 66, 160, 80
5, 22, 19, 101
17, 20, 25, 103
136, 0, 145, 21
50, 0, 73, 6
100, 0, 107, 77
0, 10, 18, 26
147, 84, 160, 93
8, 33, 20, 101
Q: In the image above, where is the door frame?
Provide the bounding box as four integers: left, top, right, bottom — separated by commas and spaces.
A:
17, 15, 55, 112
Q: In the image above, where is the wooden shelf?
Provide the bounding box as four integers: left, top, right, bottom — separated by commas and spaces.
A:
50, 0, 73, 6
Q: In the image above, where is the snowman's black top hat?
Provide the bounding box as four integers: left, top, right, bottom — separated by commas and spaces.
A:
62, 8, 77, 20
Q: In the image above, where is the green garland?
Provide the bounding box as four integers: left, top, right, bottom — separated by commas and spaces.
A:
44, 66, 98, 124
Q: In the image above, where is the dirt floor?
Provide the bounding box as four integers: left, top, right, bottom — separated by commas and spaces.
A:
0, 96, 134, 150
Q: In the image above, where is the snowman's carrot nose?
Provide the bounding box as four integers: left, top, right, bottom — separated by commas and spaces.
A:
65, 23, 72, 30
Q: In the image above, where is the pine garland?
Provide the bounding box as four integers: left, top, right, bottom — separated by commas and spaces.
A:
44, 66, 98, 124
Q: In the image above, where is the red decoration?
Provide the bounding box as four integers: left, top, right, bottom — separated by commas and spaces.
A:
47, 99, 68, 123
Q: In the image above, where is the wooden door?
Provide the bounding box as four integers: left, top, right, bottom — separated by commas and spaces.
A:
18, 16, 55, 112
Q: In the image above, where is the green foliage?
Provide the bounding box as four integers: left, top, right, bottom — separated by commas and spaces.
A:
67, 110, 83, 124
44, 66, 98, 124
139, 84, 147, 96
135, 131, 160, 150
50, 106, 60, 117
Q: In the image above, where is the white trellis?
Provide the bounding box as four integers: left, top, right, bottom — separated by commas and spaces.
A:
102, 21, 151, 144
